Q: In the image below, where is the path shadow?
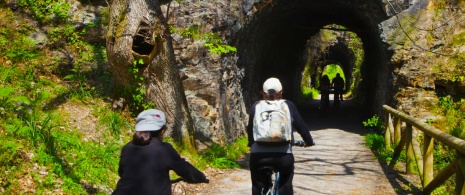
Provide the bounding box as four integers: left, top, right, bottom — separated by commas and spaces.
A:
377, 159, 423, 194
300, 95, 368, 136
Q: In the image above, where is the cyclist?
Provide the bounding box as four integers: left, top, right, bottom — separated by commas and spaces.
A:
320, 75, 330, 109
247, 77, 315, 195
113, 109, 208, 195
332, 73, 344, 106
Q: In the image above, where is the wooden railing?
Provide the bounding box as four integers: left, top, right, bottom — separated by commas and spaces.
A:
383, 105, 465, 194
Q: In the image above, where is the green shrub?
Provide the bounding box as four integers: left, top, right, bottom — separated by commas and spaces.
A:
362, 115, 385, 132
174, 25, 237, 55
98, 109, 131, 136
16, 0, 70, 24
364, 133, 394, 162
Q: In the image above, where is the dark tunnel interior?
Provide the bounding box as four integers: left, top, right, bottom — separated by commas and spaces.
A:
237, 0, 393, 116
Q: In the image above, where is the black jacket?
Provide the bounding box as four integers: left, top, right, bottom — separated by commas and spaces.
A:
113, 139, 206, 195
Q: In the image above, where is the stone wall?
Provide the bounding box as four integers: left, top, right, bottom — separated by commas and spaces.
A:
162, 0, 247, 146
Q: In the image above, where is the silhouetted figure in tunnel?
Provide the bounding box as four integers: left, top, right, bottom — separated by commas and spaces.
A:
332, 73, 345, 105
320, 75, 330, 109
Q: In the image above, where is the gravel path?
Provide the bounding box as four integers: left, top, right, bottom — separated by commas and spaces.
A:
196, 96, 415, 194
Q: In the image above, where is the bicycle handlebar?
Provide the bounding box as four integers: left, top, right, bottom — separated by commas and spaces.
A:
292, 140, 315, 147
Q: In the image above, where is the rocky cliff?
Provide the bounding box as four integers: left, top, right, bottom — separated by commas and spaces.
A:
23, 0, 465, 144
380, 0, 465, 120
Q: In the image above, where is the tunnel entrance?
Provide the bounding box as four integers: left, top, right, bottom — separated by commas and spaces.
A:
238, 0, 392, 117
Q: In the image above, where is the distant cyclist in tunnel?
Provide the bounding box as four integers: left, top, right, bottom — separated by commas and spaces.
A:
319, 75, 331, 109
247, 77, 315, 195
332, 73, 345, 103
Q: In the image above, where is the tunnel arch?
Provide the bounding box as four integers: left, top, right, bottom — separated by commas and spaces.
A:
237, 0, 393, 116
317, 40, 357, 95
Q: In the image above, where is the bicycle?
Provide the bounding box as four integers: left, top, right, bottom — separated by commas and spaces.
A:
259, 141, 306, 195
334, 92, 340, 109
319, 89, 330, 110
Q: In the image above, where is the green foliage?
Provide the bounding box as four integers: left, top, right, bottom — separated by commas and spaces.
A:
364, 133, 394, 162
50, 24, 83, 44
362, 115, 385, 130
174, 137, 249, 170
177, 25, 201, 39
2, 37, 41, 61
98, 108, 130, 136
204, 144, 240, 169
64, 66, 94, 101
347, 31, 363, 97
0, 4, 123, 193
125, 59, 155, 113
0, 10, 40, 63
202, 137, 249, 169
437, 96, 465, 139
24, 115, 57, 155
364, 133, 392, 161
297, 87, 319, 105
174, 25, 237, 55
98, 7, 110, 26
16, 0, 70, 24
203, 33, 237, 55
322, 64, 345, 82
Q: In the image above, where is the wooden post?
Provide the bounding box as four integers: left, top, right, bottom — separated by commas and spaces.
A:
424, 160, 456, 194
423, 134, 434, 188
456, 152, 465, 195
389, 132, 406, 169
394, 117, 401, 144
385, 112, 391, 148
406, 124, 415, 174
412, 134, 424, 179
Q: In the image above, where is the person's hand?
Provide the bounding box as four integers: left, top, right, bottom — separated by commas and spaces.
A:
304, 142, 315, 147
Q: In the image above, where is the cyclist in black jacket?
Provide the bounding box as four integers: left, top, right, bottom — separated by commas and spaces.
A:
247, 77, 315, 195
113, 109, 208, 195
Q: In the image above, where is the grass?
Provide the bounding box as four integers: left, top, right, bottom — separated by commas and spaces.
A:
174, 137, 250, 170
0, 3, 251, 193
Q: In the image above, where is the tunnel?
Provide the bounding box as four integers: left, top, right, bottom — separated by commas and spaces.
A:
237, 0, 393, 116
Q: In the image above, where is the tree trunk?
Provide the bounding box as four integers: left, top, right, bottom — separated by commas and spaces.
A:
106, 0, 196, 149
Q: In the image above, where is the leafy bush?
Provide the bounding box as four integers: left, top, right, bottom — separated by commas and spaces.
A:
202, 138, 249, 169
174, 25, 237, 55
16, 0, 70, 24
364, 133, 394, 162
176, 137, 249, 170
362, 115, 385, 132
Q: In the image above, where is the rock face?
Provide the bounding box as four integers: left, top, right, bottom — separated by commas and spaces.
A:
162, 0, 247, 145
59, 0, 464, 144
166, 0, 465, 144
380, 0, 465, 119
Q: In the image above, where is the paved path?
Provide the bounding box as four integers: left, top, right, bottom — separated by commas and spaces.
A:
198, 96, 399, 194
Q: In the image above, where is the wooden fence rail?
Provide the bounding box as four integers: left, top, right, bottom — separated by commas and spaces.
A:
383, 105, 465, 194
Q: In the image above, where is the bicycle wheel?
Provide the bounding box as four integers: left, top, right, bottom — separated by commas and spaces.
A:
271, 172, 280, 195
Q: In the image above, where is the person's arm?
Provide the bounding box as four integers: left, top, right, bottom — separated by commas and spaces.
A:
286, 101, 315, 146
166, 143, 208, 183
117, 146, 126, 177
246, 101, 258, 147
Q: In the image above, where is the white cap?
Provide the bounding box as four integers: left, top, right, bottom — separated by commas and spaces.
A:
135, 109, 166, 131
263, 77, 282, 94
